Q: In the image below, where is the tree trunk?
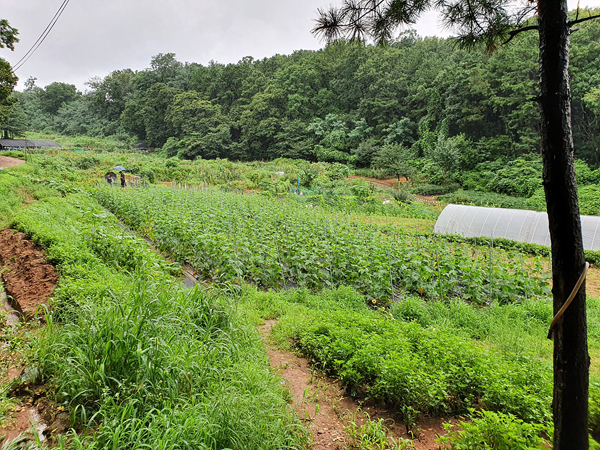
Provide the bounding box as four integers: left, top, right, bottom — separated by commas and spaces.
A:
538, 0, 589, 448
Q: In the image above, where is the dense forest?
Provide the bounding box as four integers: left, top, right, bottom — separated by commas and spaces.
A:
3, 10, 600, 172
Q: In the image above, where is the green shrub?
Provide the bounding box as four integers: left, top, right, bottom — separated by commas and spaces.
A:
2, 150, 25, 158
437, 410, 550, 450
439, 189, 534, 210
578, 184, 600, 216
392, 189, 412, 203
458, 158, 542, 197
410, 183, 460, 196
575, 159, 600, 185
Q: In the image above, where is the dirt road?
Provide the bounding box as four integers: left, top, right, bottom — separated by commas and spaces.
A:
0, 155, 25, 168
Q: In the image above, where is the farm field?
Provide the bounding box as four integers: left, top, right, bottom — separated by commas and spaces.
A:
91, 184, 600, 446
1, 154, 600, 448
92, 186, 550, 305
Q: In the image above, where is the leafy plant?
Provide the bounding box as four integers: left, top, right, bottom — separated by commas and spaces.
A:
437, 410, 550, 450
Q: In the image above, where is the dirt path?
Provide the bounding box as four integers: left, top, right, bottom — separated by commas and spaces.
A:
259, 320, 448, 449
348, 175, 442, 207
348, 175, 402, 190
0, 155, 25, 168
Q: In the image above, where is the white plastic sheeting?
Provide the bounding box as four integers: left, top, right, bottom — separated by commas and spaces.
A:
434, 204, 600, 251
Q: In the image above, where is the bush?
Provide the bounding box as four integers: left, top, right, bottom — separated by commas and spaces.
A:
439, 189, 534, 210
410, 183, 460, 196
437, 410, 550, 450
575, 159, 600, 185
578, 184, 600, 216
392, 189, 412, 203
459, 157, 542, 197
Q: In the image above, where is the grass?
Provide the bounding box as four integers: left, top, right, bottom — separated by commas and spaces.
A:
343, 212, 437, 232
8, 193, 307, 449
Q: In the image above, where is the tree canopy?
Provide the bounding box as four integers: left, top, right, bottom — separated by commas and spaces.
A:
11, 17, 600, 171
0, 19, 19, 137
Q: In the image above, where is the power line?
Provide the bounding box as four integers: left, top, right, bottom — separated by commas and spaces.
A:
13, 0, 70, 70
13, 0, 70, 72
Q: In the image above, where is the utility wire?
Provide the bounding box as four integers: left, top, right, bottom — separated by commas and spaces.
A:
13, 0, 70, 72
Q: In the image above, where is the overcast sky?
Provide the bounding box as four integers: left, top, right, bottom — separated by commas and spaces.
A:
3, 0, 600, 92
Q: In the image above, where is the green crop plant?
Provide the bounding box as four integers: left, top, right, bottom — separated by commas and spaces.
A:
239, 287, 553, 430
92, 186, 550, 306
344, 409, 396, 449
437, 410, 550, 449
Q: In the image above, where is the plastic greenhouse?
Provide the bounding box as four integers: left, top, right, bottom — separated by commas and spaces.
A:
434, 204, 600, 251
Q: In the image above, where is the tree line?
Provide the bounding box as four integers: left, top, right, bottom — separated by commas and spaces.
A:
2, 11, 600, 171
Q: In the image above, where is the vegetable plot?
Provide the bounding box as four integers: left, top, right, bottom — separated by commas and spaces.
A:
94, 186, 550, 304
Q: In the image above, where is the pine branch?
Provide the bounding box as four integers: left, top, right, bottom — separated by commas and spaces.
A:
568, 13, 600, 26
502, 24, 538, 45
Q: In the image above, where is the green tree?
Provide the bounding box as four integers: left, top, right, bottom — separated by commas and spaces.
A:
428, 135, 461, 183
308, 113, 351, 151
0, 19, 18, 124
352, 139, 380, 168
142, 83, 182, 147
166, 91, 225, 137
86, 69, 135, 122
54, 96, 107, 136
40, 82, 79, 115
383, 117, 416, 146
150, 53, 183, 84
120, 101, 147, 141
372, 143, 415, 181
0, 98, 26, 138
0, 19, 18, 51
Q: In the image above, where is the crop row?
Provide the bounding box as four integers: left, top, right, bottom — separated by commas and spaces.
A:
247, 286, 553, 428
93, 186, 550, 304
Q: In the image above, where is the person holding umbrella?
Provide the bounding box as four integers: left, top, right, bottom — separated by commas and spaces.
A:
111, 166, 127, 188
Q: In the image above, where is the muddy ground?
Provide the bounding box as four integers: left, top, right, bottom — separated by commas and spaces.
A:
0, 228, 63, 445
0, 229, 58, 317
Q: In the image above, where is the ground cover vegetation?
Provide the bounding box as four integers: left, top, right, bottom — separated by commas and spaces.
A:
3, 154, 600, 447
3, 186, 308, 449
1, 150, 440, 220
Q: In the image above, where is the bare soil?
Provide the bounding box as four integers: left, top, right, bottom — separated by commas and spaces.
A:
588, 267, 600, 298
259, 320, 450, 449
349, 175, 403, 190
349, 175, 442, 206
0, 155, 25, 168
0, 229, 65, 446
0, 229, 58, 318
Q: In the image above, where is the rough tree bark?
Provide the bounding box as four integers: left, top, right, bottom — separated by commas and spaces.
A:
538, 0, 589, 447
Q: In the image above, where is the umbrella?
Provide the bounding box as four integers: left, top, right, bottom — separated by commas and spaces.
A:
111, 166, 127, 171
